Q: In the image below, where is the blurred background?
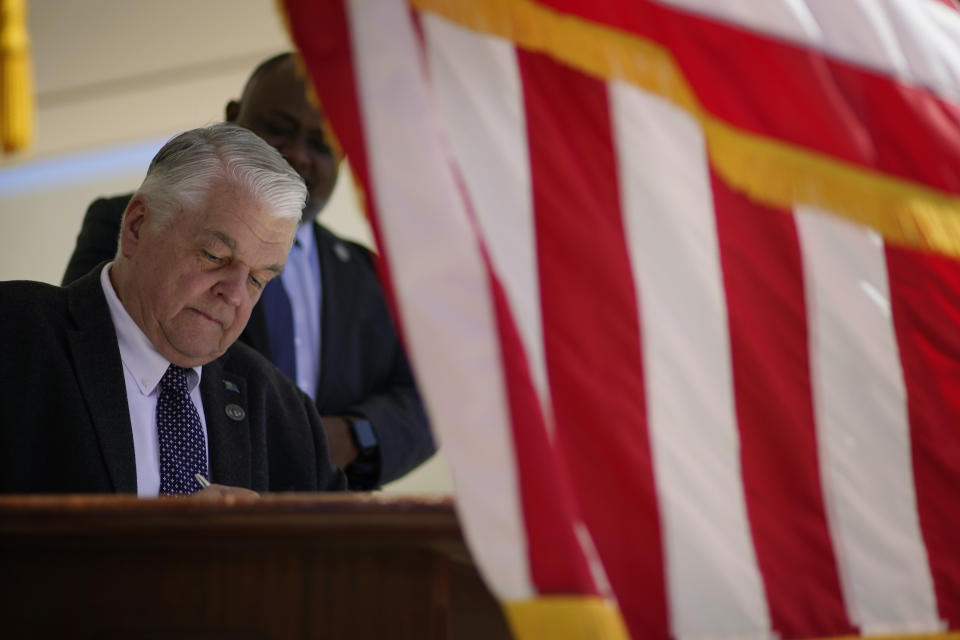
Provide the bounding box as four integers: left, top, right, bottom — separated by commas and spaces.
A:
0, 0, 453, 494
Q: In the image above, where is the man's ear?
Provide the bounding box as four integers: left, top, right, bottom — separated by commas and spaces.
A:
225, 100, 240, 123
118, 197, 148, 258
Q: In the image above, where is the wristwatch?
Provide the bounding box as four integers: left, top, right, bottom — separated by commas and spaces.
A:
347, 416, 379, 457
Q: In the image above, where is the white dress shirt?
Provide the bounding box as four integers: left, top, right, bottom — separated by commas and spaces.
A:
100, 264, 208, 497
280, 222, 323, 399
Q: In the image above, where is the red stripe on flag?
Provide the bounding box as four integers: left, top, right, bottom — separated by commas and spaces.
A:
518, 49, 669, 637
283, 0, 408, 335
487, 267, 601, 594
712, 173, 855, 639
283, 0, 375, 228
535, 0, 960, 194
887, 245, 960, 627
442, 131, 602, 594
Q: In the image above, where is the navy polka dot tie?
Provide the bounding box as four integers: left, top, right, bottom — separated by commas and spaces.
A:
157, 365, 208, 495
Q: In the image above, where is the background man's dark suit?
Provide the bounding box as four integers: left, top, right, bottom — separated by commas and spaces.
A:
62, 194, 434, 488
0, 268, 347, 494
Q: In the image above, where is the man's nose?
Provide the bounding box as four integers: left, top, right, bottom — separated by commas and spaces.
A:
216, 265, 249, 306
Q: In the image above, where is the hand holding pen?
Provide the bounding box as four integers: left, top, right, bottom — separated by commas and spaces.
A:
187, 474, 261, 501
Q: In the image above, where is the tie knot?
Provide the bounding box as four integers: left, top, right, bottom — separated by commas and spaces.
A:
160, 365, 190, 393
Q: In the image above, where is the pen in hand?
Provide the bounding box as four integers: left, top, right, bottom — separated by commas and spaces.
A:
189, 475, 259, 500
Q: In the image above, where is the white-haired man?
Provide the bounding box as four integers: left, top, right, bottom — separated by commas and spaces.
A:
0, 123, 346, 495
62, 53, 435, 491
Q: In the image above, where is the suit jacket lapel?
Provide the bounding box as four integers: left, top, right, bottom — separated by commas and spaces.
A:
315, 223, 359, 406
66, 268, 138, 493
201, 358, 252, 488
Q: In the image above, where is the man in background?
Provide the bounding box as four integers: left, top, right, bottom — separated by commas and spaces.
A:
1, 124, 346, 495
62, 53, 435, 490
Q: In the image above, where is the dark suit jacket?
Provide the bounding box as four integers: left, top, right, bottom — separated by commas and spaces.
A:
0, 270, 347, 494
62, 195, 434, 488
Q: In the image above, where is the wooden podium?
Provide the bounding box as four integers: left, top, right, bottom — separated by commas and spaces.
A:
0, 494, 512, 639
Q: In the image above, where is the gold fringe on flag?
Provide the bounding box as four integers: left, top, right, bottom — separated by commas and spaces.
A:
503, 597, 630, 640
0, 0, 33, 153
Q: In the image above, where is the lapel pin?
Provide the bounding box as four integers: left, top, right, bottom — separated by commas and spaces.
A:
334, 243, 350, 262
223, 380, 240, 393
225, 404, 246, 421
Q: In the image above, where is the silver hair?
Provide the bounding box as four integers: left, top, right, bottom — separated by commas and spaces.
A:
134, 123, 306, 227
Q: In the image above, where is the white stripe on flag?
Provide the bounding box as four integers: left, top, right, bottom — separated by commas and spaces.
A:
347, 0, 534, 600
422, 14, 552, 424
654, 0, 960, 101
611, 81, 772, 639
796, 207, 942, 634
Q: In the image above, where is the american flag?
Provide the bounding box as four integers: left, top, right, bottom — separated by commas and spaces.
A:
280, 1, 960, 638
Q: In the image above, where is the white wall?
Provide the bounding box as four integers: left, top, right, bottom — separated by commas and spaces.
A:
0, 0, 452, 494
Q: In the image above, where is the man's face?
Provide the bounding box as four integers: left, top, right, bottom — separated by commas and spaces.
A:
228, 59, 339, 222
120, 183, 297, 368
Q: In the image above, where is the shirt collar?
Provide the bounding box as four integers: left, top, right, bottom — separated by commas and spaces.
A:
294, 221, 315, 251
100, 263, 202, 396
